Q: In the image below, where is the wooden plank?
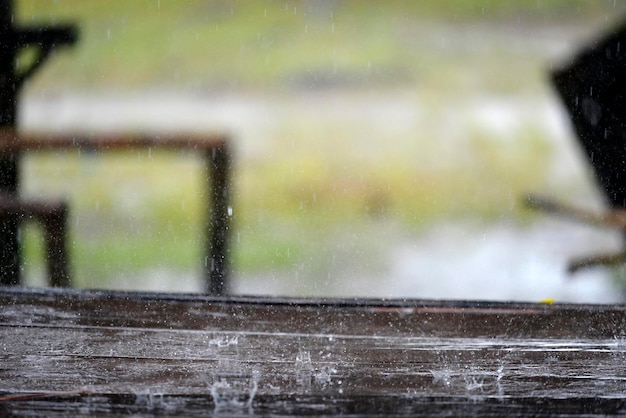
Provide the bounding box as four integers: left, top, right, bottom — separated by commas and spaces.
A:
0, 287, 625, 416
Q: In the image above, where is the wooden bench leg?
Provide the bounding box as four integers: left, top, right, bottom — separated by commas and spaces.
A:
205, 142, 232, 295
0, 214, 20, 286
41, 203, 71, 287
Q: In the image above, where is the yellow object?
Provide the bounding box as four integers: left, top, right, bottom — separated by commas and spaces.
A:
539, 298, 555, 304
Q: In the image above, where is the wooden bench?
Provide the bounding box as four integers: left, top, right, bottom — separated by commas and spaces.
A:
0, 129, 232, 294
0, 194, 69, 287
0, 287, 624, 416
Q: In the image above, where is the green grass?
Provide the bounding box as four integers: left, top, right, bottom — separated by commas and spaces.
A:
21, 152, 205, 286
17, 0, 625, 93
20, 119, 554, 288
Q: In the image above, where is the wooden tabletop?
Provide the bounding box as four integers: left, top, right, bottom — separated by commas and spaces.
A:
1, 287, 625, 416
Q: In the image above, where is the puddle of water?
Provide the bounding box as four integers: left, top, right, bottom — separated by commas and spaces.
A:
382, 220, 623, 303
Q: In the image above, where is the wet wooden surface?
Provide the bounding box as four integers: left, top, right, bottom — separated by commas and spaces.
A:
1, 287, 625, 416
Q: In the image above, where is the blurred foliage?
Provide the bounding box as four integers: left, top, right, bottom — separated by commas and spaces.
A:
16, 0, 626, 92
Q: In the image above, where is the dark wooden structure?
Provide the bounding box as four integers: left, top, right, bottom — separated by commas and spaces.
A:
540, 20, 626, 273
0, 0, 77, 286
552, 22, 626, 209
0, 287, 625, 416
0, 130, 233, 294
0, 0, 235, 294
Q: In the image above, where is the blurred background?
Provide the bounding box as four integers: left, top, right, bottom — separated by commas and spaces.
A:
15, 0, 626, 302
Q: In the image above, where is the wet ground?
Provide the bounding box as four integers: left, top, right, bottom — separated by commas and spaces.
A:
20, 91, 626, 303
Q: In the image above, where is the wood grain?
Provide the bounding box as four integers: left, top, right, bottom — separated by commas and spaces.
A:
1, 287, 625, 416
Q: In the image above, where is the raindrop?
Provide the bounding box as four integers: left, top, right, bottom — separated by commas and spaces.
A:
227, 206, 233, 216
295, 350, 312, 368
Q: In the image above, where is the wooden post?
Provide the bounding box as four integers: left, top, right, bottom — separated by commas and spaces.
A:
42, 202, 70, 287
0, 0, 21, 285
206, 142, 232, 295
0, 0, 76, 285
